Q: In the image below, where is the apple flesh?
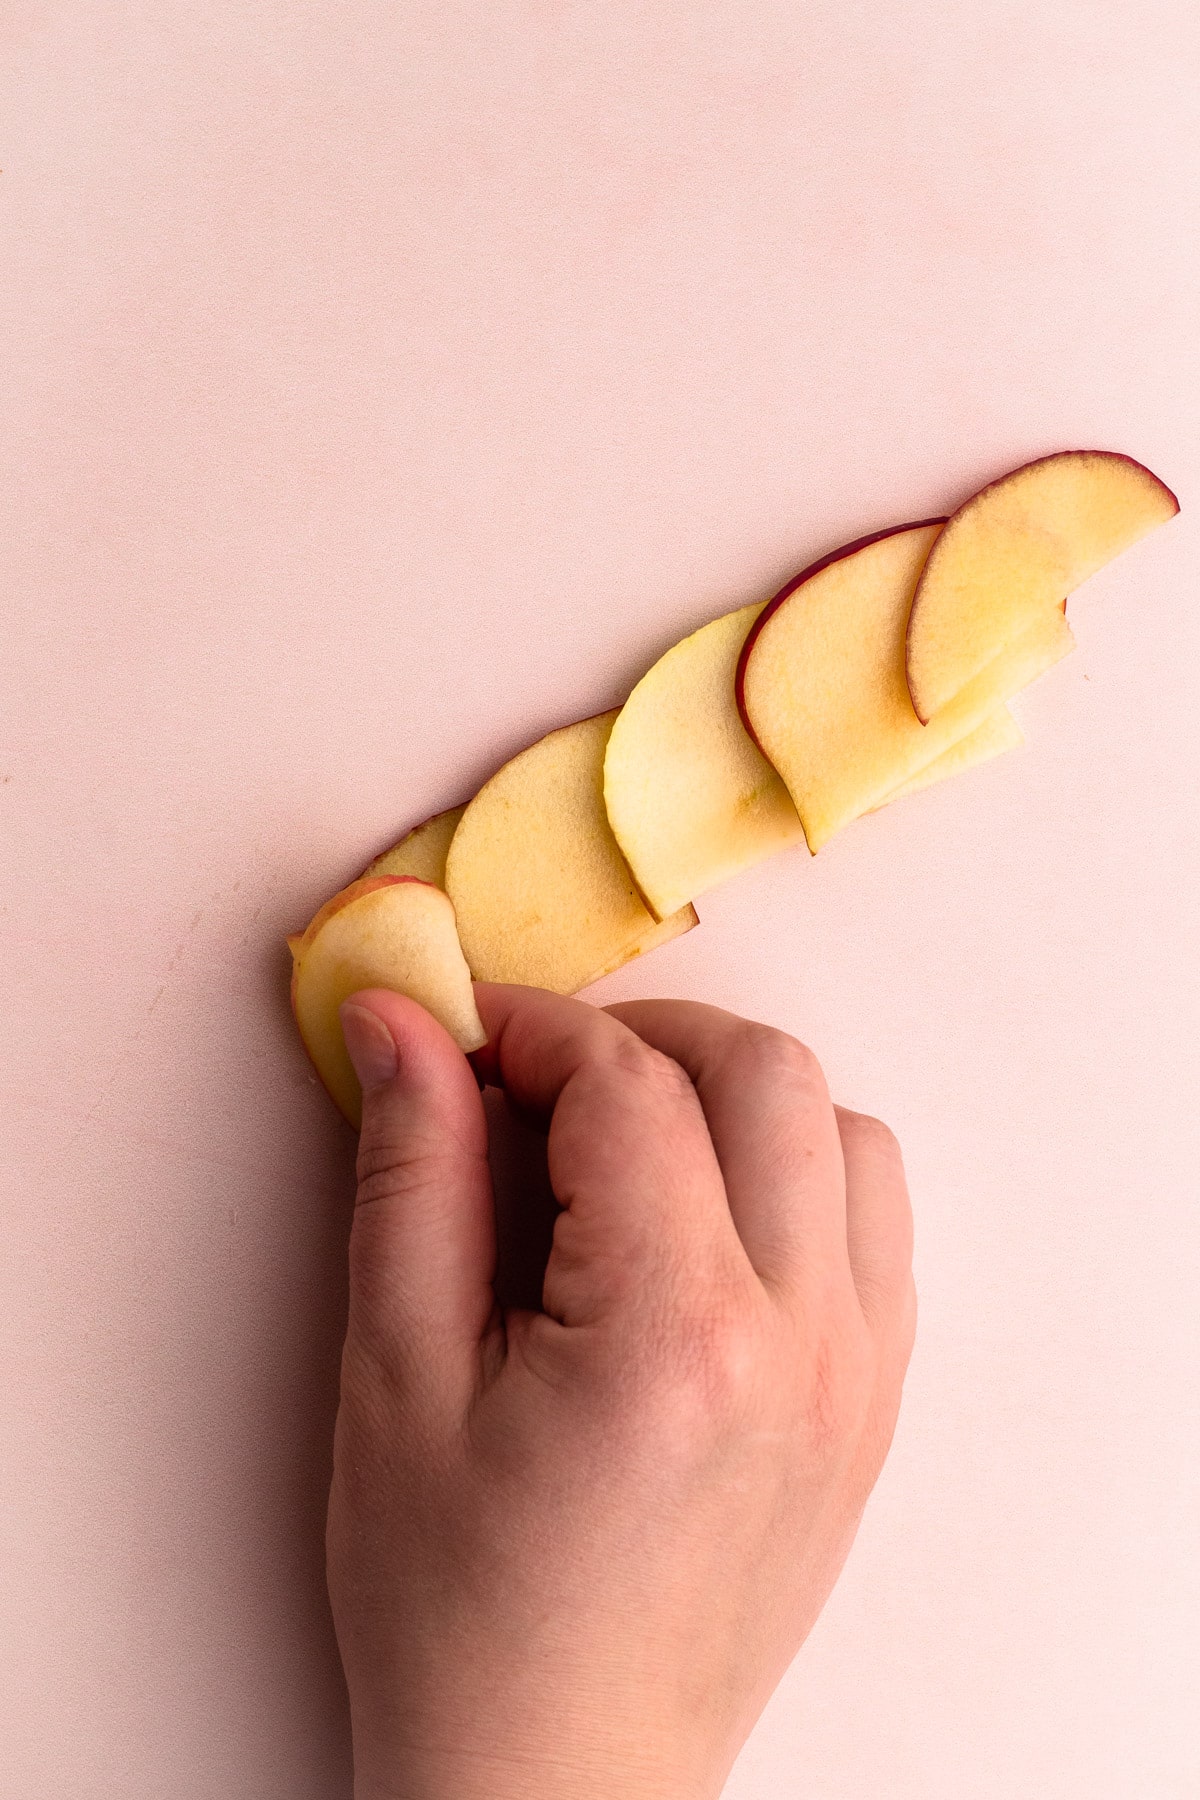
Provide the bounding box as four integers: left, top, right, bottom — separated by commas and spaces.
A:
906, 450, 1179, 721
366, 805, 465, 885
289, 447, 1177, 1107
878, 706, 1022, 807
584, 903, 699, 983
737, 522, 1073, 850
604, 602, 807, 919
289, 875, 486, 1128
445, 711, 698, 993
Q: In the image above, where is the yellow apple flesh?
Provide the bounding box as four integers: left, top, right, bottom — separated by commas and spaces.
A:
604, 602, 807, 919
289, 875, 486, 1128
445, 711, 698, 992
906, 450, 1179, 721
737, 523, 1074, 851
366, 805, 465, 885
879, 706, 1022, 807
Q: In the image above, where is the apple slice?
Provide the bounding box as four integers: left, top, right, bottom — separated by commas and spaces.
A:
737, 522, 1069, 850
365, 805, 465, 885
906, 451, 1179, 721
879, 707, 1022, 808
289, 875, 486, 1128
604, 603, 807, 919
445, 711, 698, 992
365, 796, 692, 983
586, 903, 698, 983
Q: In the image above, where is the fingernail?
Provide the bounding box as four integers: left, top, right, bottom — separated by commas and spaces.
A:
340, 1003, 399, 1091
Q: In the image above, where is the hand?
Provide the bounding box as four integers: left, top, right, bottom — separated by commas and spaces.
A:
329, 984, 916, 1800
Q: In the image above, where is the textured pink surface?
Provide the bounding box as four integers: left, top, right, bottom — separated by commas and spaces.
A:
2, 4, 1198, 1794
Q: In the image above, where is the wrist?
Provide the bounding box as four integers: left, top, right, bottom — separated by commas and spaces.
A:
354, 1735, 724, 1800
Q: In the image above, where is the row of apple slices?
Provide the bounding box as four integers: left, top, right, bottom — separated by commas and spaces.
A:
291, 450, 1177, 1124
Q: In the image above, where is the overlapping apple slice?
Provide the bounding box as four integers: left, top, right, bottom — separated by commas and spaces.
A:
604, 603, 808, 919
445, 711, 697, 992
288, 445, 1179, 1130
878, 706, 1022, 808
906, 451, 1179, 721
289, 875, 486, 1128
366, 804, 465, 884
736, 522, 1074, 851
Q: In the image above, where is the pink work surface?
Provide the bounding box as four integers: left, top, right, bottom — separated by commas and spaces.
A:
3, 3, 1198, 1795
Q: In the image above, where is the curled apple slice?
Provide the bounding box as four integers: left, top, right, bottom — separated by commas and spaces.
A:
737, 522, 1075, 851
604, 603, 806, 920
289, 875, 486, 1128
445, 711, 697, 993
365, 804, 465, 885
906, 450, 1179, 721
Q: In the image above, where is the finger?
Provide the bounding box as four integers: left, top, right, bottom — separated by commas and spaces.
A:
835, 1106, 915, 1340
605, 1000, 850, 1302
472, 985, 748, 1326
340, 990, 498, 1399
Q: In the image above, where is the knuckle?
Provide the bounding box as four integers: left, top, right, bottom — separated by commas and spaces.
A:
841, 1109, 904, 1167
606, 1033, 696, 1106
626, 1289, 768, 1447
679, 1304, 763, 1412
738, 1021, 825, 1091
354, 1132, 459, 1208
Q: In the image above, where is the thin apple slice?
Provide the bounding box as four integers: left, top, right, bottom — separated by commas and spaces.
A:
879, 707, 1022, 807
289, 875, 486, 1128
736, 522, 1068, 850
360, 800, 696, 985
604, 603, 807, 919
907, 451, 1179, 721
366, 805, 465, 885
586, 903, 699, 983
445, 711, 698, 993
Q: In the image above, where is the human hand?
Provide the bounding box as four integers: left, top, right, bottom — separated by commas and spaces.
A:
329, 984, 916, 1800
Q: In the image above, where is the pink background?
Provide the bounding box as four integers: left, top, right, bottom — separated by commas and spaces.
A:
3, 3, 1198, 1794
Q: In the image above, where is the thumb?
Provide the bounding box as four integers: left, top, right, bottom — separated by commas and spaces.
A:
339, 989, 498, 1394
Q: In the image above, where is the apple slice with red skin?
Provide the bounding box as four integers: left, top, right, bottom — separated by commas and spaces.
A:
445, 711, 698, 993
365, 805, 465, 885
604, 602, 807, 920
289, 874, 485, 1128
906, 450, 1179, 721
736, 521, 1073, 851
